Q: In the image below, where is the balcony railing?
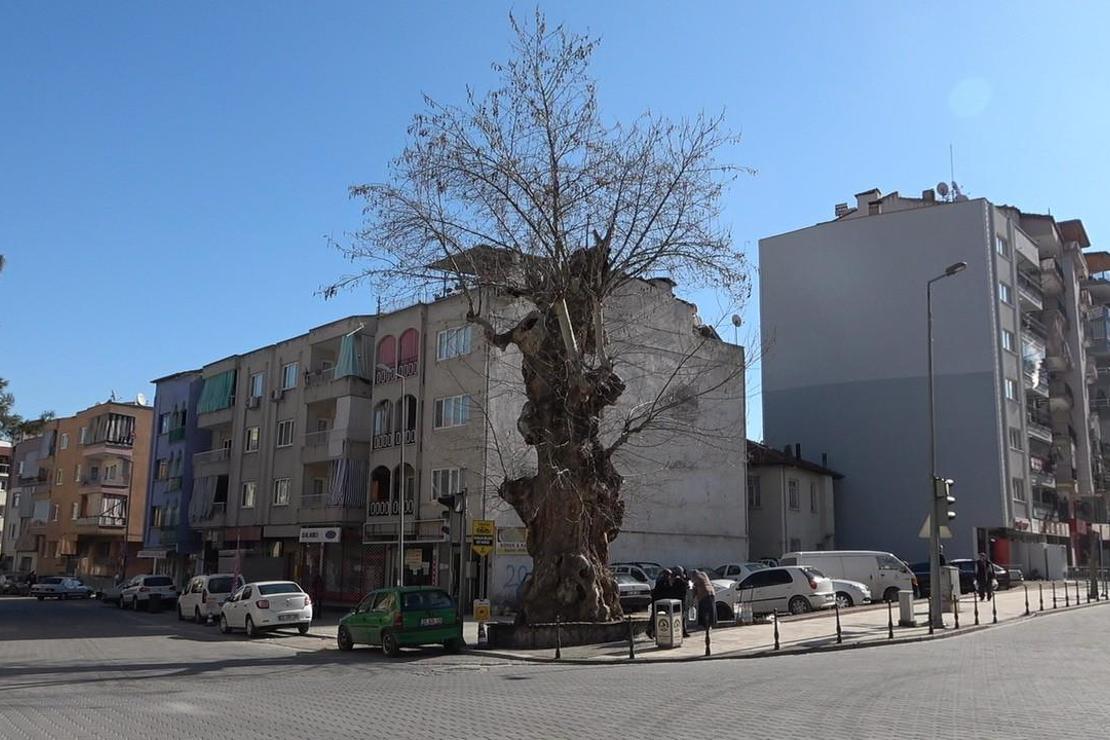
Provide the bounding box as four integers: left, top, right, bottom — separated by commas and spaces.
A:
75, 514, 126, 529
1017, 273, 1044, 311
193, 448, 231, 466
375, 361, 419, 384
373, 433, 394, 450
301, 493, 363, 509
168, 427, 186, 443
81, 475, 131, 489
1026, 416, 1053, 444
367, 499, 415, 517
398, 360, 418, 378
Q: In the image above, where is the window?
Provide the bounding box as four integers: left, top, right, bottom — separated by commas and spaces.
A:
996, 234, 1010, 257
437, 326, 473, 361
71, 502, 79, 520
281, 363, 298, 390
17, 460, 24, 475
156, 458, 169, 480
810, 481, 818, 513
1005, 378, 1018, 402
431, 468, 465, 498
312, 477, 326, 496
242, 481, 257, 509
60, 433, 69, 450
245, 426, 260, 452
747, 476, 761, 509
789, 537, 802, 552
878, 554, 905, 571
1009, 427, 1023, 451
434, 394, 471, 428
56, 467, 64, 485
1002, 329, 1016, 353
158, 413, 171, 434
250, 372, 265, 399
79, 426, 88, 444
74, 464, 81, 482
273, 478, 290, 506
51, 504, 59, 522
276, 419, 295, 447
1012, 477, 1026, 502
788, 479, 800, 511
998, 282, 1013, 305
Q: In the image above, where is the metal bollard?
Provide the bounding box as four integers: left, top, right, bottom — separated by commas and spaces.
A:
1039, 582, 1044, 611
834, 600, 842, 644
1024, 585, 1030, 616
1087, 581, 1092, 604
627, 615, 635, 660
1065, 582, 1071, 607
1052, 581, 1057, 609
952, 588, 960, 629
887, 599, 894, 640
991, 594, 997, 624
973, 591, 980, 625
1075, 580, 1081, 605
554, 614, 562, 661
773, 613, 780, 651
704, 621, 711, 657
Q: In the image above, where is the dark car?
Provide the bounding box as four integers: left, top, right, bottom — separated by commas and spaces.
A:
909, 561, 976, 597
950, 559, 1009, 591
0, 573, 32, 596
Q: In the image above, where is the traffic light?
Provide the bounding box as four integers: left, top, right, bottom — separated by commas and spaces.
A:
437, 494, 462, 536
933, 477, 956, 522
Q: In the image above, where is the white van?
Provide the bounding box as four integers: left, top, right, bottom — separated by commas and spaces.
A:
779, 551, 916, 603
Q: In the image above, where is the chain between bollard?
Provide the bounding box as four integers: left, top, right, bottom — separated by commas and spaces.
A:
554, 614, 562, 661
886, 598, 894, 640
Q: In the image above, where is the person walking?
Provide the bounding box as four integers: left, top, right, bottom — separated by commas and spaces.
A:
975, 552, 994, 602
671, 567, 691, 637
646, 569, 673, 638
691, 569, 716, 631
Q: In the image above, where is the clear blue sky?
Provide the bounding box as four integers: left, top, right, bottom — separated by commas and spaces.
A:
3, 2, 1109, 441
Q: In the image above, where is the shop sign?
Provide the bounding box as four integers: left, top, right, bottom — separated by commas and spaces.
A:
471, 519, 495, 557
299, 527, 341, 544
495, 526, 528, 555
137, 549, 168, 559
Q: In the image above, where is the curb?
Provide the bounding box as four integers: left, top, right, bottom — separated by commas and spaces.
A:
464, 599, 1110, 666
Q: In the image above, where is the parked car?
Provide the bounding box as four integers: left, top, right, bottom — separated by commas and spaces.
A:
177, 573, 244, 623
0, 573, 32, 596
31, 577, 94, 600
336, 586, 462, 656
732, 566, 835, 616
613, 561, 664, 581
712, 562, 768, 583
949, 559, 1005, 591
119, 575, 178, 610
827, 578, 871, 608
610, 564, 652, 585
220, 581, 312, 637
1005, 566, 1025, 585
615, 573, 653, 613
780, 550, 916, 603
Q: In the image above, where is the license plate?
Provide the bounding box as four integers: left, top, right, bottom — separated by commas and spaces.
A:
420, 617, 442, 627
279, 614, 297, 621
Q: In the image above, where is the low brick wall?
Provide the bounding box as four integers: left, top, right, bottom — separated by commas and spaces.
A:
486, 619, 650, 649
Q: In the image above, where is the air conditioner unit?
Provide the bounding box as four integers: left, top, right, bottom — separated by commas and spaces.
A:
246, 396, 261, 409
270, 389, 284, 402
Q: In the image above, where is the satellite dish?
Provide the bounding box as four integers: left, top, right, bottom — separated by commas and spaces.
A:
936, 182, 950, 197
136, 393, 148, 406
731, 314, 743, 327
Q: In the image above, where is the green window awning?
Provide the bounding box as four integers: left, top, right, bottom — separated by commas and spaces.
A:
197, 370, 236, 414
335, 333, 365, 379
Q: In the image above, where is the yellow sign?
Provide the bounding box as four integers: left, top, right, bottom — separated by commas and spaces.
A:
473, 598, 491, 622
471, 519, 495, 557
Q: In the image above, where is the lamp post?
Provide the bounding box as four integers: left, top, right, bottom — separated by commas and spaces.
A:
377, 363, 407, 587
927, 261, 967, 630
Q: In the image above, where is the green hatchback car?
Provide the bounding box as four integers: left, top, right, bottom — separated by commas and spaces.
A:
337, 586, 463, 657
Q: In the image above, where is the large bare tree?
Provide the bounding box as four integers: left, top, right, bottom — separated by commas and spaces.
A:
327, 12, 749, 623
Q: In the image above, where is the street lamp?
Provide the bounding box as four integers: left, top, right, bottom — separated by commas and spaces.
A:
377, 363, 407, 587
927, 260, 967, 629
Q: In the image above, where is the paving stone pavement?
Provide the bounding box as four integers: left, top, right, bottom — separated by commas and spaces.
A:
0, 593, 1107, 739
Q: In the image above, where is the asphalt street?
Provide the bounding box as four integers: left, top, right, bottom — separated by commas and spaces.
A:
0, 596, 1106, 739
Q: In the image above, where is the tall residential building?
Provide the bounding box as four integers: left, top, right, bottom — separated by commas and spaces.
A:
168, 275, 746, 610
2, 402, 154, 585
760, 187, 1109, 576
141, 371, 208, 586
4, 429, 60, 575
0, 441, 11, 569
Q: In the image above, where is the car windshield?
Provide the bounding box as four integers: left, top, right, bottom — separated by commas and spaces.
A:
401, 590, 455, 610
257, 582, 303, 595
638, 564, 662, 580
144, 576, 174, 587
207, 576, 236, 593
42, 577, 64, 585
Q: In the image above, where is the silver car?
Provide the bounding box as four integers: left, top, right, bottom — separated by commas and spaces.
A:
829, 578, 872, 608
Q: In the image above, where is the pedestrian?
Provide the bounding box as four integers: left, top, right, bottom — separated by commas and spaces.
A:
691, 569, 716, 631
975, 552, 994, 602
671, 567, 691, 637
647, 569, 673, 638
312, 573, 324, 619
27, 570, 36, 586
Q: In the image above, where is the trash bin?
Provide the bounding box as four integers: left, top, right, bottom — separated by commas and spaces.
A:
940, 566, 960, 613
654, 598, 684, 648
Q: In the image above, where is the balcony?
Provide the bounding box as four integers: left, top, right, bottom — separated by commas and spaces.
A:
303, 428, 373, 464
362, 516, 443, 545
1017, 273, 1044, 312
1023, 371, 1049, 398
1091, 398, 1110, 414
300, 493, 365, 511
1041, 257, 1066, 296
81, 437, 134, 459
303, 367, 374, 405
168, 427, 186, 443
367, 498, 416, 517
193, 447, 231, 475
197, 405, 234, 429
72, 514, 127, 533
372, 428, 417, 451
375, 360, 419, 385
1026, 416, 1054, 444
1049, 381, 1075, 412
81, 475, 131, 492
1029, 457, 1056, 488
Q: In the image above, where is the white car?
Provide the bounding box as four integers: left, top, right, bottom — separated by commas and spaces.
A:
31, 577, 93, 600
734, 566, 836, 616
219, 581, 313, 638
119, 575, 178, 610
712, 562, 768, 583
828, 578, 872, 608
177, 573, 244, 623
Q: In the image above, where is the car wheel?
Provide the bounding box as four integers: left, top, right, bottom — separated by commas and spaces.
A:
788, 596, 812, 615
382, 630, 401, 657
337, 626, 354, 651
443, 638, 462, 653
835, 592, 854, 609
883, 587, 900, 603
245, 616, 257, 639
219, 614, 231, 634
298, 623, 310, 635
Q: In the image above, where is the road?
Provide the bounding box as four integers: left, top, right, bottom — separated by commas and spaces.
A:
0, 596, 1105, 739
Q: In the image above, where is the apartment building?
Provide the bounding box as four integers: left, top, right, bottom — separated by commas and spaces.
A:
141, 371, 207, 585
760, 187, 1109, 576
0, 441, 9, 567
3, 435, 52, 574
746, 441, 840, 561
